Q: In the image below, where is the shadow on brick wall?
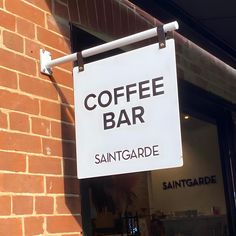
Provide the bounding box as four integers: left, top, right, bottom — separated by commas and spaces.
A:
49, 74, 83, 234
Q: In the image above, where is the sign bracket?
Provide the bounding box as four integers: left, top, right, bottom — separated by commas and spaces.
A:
77, 52, 84, 72
40, 21, 179, 75
157, 25, 166, 49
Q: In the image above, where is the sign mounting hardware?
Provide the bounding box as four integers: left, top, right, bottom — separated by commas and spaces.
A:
157, 25, 166, 49
39, 21, 179, 75
77, 52, 84, 72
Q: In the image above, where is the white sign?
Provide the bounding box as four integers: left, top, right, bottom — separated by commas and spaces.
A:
73, 39, 183, 179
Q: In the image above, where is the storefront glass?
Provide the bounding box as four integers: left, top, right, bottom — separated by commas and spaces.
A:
148, 114, 229, 236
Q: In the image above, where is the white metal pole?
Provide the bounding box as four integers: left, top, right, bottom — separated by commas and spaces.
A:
40, 21, 178, 74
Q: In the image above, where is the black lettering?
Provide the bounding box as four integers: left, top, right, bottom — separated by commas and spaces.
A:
138, 148, 144, 157
193, 178, 199, 186
84, 94, 96, 110
116, 151, 122, 161
95, 154, 100, 164
132, 106, 145, 124
204, 176, 211, 184
144, 147, 152, 157
163, 182, 168, 190
198, 177, 203, 185
98, 90, 112, 108
101, 154, 107, 163
122, 150, 130, 160
186, 179, 193, 187
211, 175, 217, 184
109, 153, 116, 161
114, 86, 124, 105
181, 179, 186, 187
167, 182, 173, 189
126, 83, 137, 102
103, 112, 115, 130
130, 150, 137, 159
152, 77, 164, 96
152, 145, 159, 156
117, 109, 131, 127
173, 180, 181, 189
139, 80, 150, 99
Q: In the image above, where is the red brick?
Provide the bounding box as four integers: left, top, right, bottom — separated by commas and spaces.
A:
77, 0, 89, 27
104, 0, 114, 35
13, 195, 33, 215
56, 196, 81, 214
9, 112, 30, 132
47, 215, 82, 233
3, 30, 24, 52
190, 63, 202, 74
40, 100, 74, 124
68, 0, 79, 22
46, 14, 70, 38
59, 86, 74, 105
0, 131, 41, 153
60, 0, 68, 4
5, 0, 45, 26
51, 121, 75, 141
94, 0, 106, 31
0, 151, 26, 172
87, 0, 98, 29
136, 17, 149, 33
35, 196, 54, 214
0, 67, 18, 89
52, 67, 73, 88
128, 8, 136, 34
120, 3, 130, 36
45, 49, 72, 71
17, 17, 35, 39
24, 0, 52, 11
61, 104, 75, 124
24, 216, 44, 236
63, 158, 77, 177
0, 89, 39, 114
31, 117, 50, 136
63, 141, 76, 158
19, 74, 58, 100
40, 100, 60, 120
0, 111, 8, 129
112, 1, 121, 36
0, 173, 44, 193
42, 138, 76, 158
0, 48, 37, 75
0, 9, 16, 31
25, 38, 42, 59
29, 155, 61, 175
54, 1, 69, 19
0, 196, 11, 215
37, 26, 70, 54
0, 218, 22, 235
42, 138, 62, 156
46, 176, 80, 194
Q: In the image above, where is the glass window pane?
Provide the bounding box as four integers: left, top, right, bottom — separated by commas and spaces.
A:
148, 114, 229, 236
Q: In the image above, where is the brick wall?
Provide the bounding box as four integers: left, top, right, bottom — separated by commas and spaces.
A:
0, 0, 79, 235
0, 0, 236, 235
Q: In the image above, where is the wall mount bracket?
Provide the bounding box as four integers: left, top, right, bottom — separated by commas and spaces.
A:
40, 21, 179, 76
157, 25, 166, 49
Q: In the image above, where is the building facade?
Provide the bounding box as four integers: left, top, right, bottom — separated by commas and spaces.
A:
0, 0, 235, 235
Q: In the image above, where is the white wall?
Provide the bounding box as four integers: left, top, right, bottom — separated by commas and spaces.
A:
148, 117, 227, 216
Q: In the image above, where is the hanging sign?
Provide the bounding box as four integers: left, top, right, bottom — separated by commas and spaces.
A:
73, 39, 183, 179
